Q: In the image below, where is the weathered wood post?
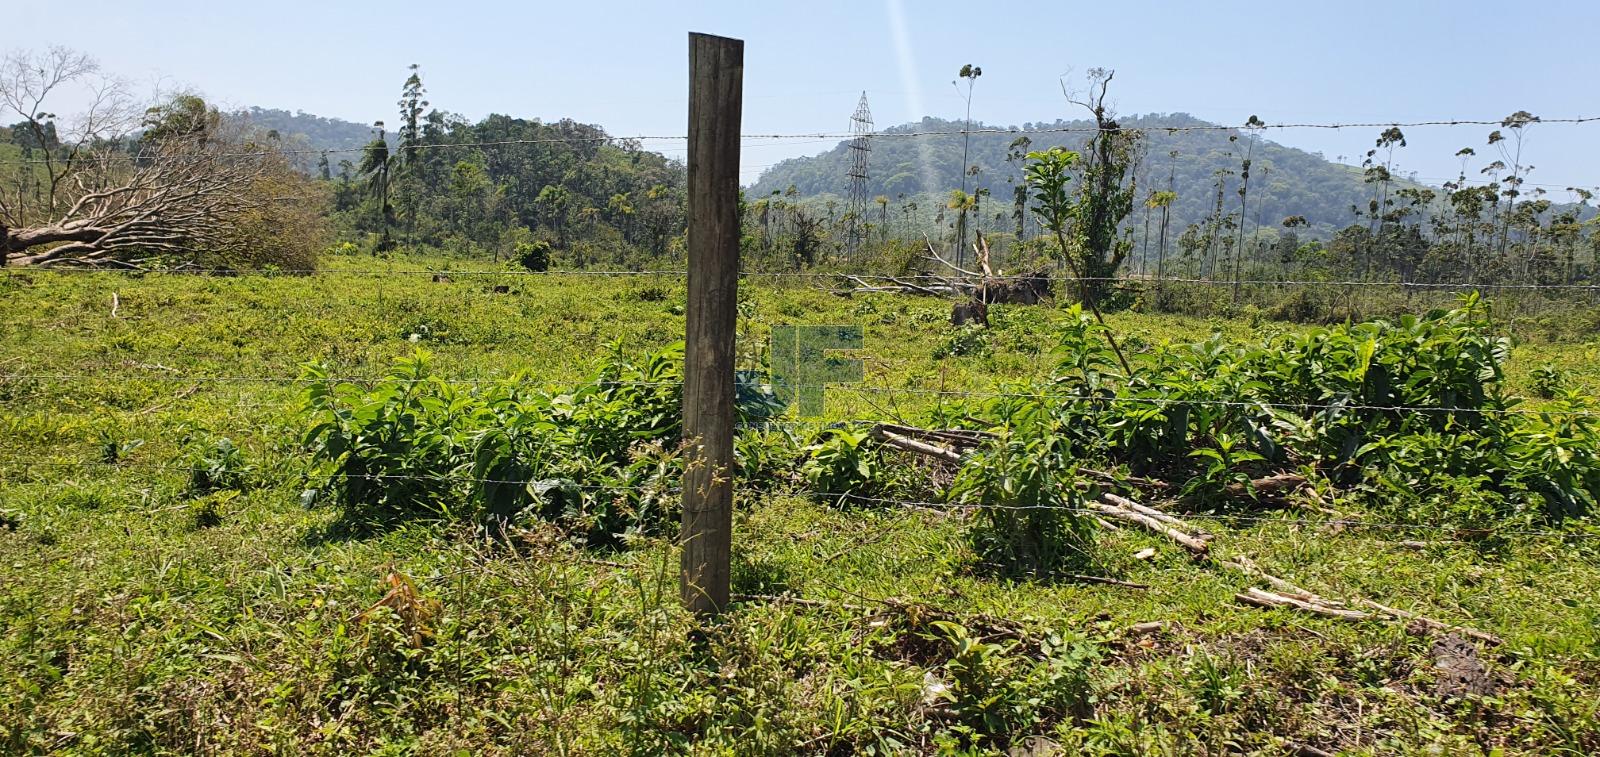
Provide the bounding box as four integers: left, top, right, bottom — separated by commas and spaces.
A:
681, 32, 742, 617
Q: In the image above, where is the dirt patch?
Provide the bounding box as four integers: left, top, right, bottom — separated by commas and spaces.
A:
1432, 633, 1495, 698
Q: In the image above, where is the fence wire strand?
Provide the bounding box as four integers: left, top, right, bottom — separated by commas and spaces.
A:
2, 114, 1598, 166
7, 458, 1597, 542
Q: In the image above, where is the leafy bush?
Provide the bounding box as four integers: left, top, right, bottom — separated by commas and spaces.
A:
925, 620, 1100, 749
797, 426, 931, 506
185, 435, 254, 494
933, 324, 990, 360
734, 429, 798, 486
801, 427, 882, 502
301, 343, 686, 543
965, 294, 1599, 526
1531, 364, 1571, 399
514, 240, 551, 272
948, 424, 1095, 576
947, 388, 1100, 572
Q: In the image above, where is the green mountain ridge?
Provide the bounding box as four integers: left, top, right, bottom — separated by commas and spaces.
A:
749, 113, 1428, 237
235, 107, 379, 153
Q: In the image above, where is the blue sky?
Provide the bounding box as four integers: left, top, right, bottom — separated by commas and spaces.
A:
12, 0, 1600, 193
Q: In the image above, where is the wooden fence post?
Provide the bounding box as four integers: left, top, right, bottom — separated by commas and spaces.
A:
681, 32, 743, 617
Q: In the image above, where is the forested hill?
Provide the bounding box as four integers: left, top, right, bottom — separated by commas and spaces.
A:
749, 113, 1422, 235
230, 104, 687, 259
234, 107, 379, 153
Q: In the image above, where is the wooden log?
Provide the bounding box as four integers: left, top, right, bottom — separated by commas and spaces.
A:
870, 426, 962, 464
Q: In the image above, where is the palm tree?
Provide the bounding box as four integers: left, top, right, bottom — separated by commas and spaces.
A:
358, 122, 394, 251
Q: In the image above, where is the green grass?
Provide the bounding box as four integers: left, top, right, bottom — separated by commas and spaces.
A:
2, 255, 1598, 754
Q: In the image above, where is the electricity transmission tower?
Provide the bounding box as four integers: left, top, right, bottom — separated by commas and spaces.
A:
846, 92, 873, 258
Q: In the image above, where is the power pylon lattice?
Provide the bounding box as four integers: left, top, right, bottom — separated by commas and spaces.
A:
846, 92, 873, 257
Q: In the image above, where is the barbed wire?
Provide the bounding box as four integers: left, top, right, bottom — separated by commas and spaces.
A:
0, 371, 677, 387
6, 265, 1600, 291
2, 459, 669, 492
5, 369, 1597, 418
6, 458, 1597, 542
2, 116, 1597, 166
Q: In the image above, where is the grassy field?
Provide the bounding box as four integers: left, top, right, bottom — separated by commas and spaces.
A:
2, 255, 1598, 754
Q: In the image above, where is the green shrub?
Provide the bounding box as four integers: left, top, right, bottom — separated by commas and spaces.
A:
963, 293, 1598, 527
301, 343, 686, 543
514, 240, 551, 272
1531, 364, 1571, 399
185, 435, 254, 494
800, 427, 882, 502
933, 324, 990, 360
924, 620, 1100, 749
948, 425, 1095, 577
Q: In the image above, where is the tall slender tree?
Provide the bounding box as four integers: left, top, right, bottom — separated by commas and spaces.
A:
953, 63, 982, 266
1232, 116, 1265, 303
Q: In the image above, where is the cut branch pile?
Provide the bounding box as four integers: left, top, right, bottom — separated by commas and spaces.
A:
869, 423, 990, 464
1226, 471, 1309, 499
3, 117, 314, 268
1090, 494, 1212, 557
831, 236, 1051, 308
1223, 555, 1504, 646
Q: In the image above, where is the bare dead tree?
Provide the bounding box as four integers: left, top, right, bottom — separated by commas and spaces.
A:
1060, 68, 1141, 303
0, 48, 136, 252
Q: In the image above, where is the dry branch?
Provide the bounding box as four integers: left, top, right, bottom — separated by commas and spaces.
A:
1126, 621, 1166, 636
870, 426, 963, 464
1102, 492, 1188, 528
1060, 574, 1149, 589
1219, 555, 1339, 606
1235, 588, 1372, 620
1357, 599, 1504, 646
874, 423, 993, 449
1090, 495, 1210, 556
1227, 471, 1308, 498
1222, 558, 1503, 645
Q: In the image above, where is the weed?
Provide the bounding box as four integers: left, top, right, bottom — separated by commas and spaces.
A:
1532, 364, 1571, 399
800, 426, 881, 502
933, 324, 991, 360
948, 425, 1096, 576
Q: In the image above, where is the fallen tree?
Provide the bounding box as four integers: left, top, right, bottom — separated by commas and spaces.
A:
832, 235, 1052, 311
1, 50, 324, 269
